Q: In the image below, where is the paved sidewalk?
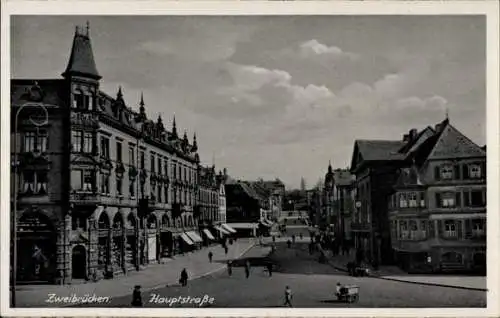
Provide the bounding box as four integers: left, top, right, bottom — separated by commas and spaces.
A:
289, 241, 487, 291
16, 238, 259, 307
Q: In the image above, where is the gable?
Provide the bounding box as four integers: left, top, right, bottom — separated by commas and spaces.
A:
428, 124, 485, 160
350, 142, 362, 171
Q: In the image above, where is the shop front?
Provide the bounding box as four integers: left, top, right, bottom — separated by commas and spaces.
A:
17, 211, 57, 283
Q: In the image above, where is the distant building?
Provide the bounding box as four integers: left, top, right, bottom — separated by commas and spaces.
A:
224, 181, 262, 236
388, 119, 486, 273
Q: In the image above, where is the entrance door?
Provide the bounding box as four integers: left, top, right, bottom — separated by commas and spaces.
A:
72, 245, 87, 279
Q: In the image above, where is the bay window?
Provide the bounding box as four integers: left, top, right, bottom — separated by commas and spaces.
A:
100, 136, 110, 159
469, 164, 482, 178
399, 193, 408, 208
440, 165, 454, 179
83, 132, 93, 153
70, 169, 94, 192
22, 170, 48, 195
444, 221, 457, 238
408, 192, 418, 207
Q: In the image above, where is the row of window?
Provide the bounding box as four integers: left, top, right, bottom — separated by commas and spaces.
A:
70, 169, 196, 206
199, 189, 219, 205
389, 190, 486, 210
435, 163, 484, 181
391, 219, 486, 240
69, 132, 197, 182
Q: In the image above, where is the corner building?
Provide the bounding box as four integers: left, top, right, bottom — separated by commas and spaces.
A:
11, 27, 201, 284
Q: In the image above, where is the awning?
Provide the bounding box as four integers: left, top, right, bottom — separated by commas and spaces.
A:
215, 225, 231, 235
203, 229, 216, 240
221, 223, 237, 233
180, 233, 194, 245
186, 231, 203, 243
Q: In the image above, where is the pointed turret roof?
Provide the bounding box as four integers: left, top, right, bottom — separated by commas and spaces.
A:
192, 132, 198, 152
62, 24, 101, 80
172, 115, 178, 139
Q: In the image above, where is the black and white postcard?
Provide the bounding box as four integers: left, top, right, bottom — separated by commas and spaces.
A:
1, 1, 499, 317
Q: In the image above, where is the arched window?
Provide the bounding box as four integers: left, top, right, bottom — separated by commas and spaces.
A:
113, 213, 123, 229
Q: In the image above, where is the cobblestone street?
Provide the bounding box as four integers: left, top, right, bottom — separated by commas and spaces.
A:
86, 241, 486, 308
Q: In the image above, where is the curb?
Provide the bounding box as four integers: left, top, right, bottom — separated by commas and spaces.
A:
286, 244, 487, 293
325, 261, 487, 292
53, 242, 257, 308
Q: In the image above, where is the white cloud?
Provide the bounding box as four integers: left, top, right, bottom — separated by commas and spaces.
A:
299, 39, 358, 60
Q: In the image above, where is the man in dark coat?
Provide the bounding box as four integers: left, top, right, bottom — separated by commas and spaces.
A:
131, 285, 143, 307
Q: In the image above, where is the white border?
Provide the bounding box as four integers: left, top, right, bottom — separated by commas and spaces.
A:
1, 1, 499, 317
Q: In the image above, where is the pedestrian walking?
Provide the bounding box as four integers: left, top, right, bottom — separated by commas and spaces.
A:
224, 245, 229, 255
227, 261, 233, 276
266, 262, 273, 277
245, 260, 251, 278
284, 286, 293, 307
131, 285, 143, 307
299, 233, 303, 240
180, 268, 188, 287
292, 235, 296, 243
272, 235, 276, 243
287, 239, 291, 248
208, 251, 213, 263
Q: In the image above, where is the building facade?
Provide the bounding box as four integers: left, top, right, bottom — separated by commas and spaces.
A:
388, 119, 486, 273
350, 140, 406, 265
11, 26, 203, 284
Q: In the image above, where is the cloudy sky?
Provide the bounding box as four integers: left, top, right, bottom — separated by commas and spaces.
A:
11, 15, 485, 189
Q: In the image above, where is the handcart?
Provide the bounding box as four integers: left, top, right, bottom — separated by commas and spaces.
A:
337, 285, 359, 303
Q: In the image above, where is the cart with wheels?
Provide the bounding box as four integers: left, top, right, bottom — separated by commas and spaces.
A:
336, 285, 359, 303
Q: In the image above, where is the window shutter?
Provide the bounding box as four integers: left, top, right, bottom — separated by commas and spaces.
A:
437, 220, 443, 238
465, 219, 472, 238
462, 164, 469, 179
435, 193, 441, 208
455, 192, 461, 207
454, 164, 460, 180
480, 161, 486, 179
434, 166, 441, 180
463, 190, 470, 207
428, 220, 435, 238
457, 220, 463, 239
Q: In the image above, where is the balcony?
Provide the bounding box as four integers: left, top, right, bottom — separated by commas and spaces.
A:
70, 191, 100, 205
70, 112, 99, 128
351, 222, 371, 232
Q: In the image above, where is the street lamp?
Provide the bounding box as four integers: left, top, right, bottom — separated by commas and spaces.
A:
12, 102, 49, 307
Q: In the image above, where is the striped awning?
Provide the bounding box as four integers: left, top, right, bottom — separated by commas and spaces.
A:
221, 223, 237, 233
180, 233, 194, 245
215, 225, 231, 235
203, 229, 216, 240
186, 231, 203, 243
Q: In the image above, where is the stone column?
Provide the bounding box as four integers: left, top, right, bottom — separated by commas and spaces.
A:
121, 229, 127, 274
55, 218, 66, 285
135, 225, 140, 270
107, 229, 114, 277
64, 215, 71, 284
87, 217, 100, 280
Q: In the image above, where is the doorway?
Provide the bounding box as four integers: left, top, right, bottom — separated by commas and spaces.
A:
72, 245, 87, 279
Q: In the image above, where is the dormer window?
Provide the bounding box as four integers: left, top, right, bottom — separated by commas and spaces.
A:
440, 165, 453, 179
469, 164, 482, 178
23, 130, 48, 153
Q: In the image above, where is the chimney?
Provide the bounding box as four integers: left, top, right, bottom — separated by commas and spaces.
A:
403, 134, 410, 142
409, 128, 418, 141
435, 123, 441, 132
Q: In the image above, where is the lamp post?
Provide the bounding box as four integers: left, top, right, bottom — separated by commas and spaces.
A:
11, 103, 49, 307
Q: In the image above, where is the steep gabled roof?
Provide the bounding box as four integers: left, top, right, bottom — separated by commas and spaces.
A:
62, 28, 101, 80
350, 139, 406, 171
427, 122, 486, 160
